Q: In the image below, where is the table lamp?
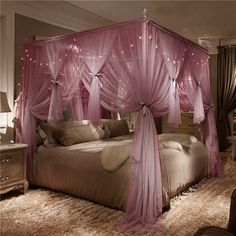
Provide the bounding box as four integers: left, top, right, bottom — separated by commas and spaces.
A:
0, 92, 11, 128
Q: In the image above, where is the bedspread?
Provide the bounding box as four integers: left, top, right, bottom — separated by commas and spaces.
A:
32, 134, 208, 210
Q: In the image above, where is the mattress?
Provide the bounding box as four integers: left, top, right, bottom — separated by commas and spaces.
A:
32, 134, 208, 211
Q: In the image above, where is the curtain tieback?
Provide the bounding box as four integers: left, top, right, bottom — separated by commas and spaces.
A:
88, 72, 102, 78
196, 81, 201, 87
51, 79, 61, 86
140, 103, 152, 115
88, 73, 103, 88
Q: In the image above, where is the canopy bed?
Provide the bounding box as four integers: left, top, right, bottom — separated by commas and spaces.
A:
17, 11, 220, 230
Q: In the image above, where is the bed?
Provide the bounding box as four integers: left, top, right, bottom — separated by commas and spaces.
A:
18, 13, 219, 226
32, 123, 208, 211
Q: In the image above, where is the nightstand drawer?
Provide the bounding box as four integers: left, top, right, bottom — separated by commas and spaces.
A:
0, 143, 28, 194
0, 150, 24, 185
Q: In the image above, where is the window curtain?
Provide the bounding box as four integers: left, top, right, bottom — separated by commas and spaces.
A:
217, 46, 236, 151
79, 30, 117, 121
101, 20, 169, 229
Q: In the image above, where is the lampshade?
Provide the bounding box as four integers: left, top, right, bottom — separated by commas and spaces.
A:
0, 92, 11, 112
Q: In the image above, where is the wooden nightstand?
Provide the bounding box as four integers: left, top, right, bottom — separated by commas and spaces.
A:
0, 143, 28, 194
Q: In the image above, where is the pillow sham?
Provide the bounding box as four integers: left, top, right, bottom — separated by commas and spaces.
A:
53, 123, 98, 146
99, 119, 130, 138
39, 121, 89, 147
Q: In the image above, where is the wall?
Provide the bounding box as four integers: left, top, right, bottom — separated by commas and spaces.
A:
15, 14, 74, 97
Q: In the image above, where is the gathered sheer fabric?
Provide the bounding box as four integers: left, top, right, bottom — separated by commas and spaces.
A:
17, 18, 220, 229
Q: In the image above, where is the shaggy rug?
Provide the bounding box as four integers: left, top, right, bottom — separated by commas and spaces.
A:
1, 158, 236, 236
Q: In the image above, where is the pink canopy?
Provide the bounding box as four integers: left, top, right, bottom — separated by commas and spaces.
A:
17, 16, 220, 229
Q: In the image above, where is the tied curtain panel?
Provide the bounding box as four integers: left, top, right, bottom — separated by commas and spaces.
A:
217, 46, 236, 151
18, 18, 219, 229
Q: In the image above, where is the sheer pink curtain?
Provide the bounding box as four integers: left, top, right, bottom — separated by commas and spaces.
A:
44, 40, 66, 123
181, 46, 220, 177
186, 45, 207, 123
65, 51, 86, 121
20, 45, 51, 178
101, 20, 169, 229
159, 29, 187, 127
78, 30, 117, 121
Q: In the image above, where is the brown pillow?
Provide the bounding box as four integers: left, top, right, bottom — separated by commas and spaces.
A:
53, 124, 98, 146
99, 119, 130, 138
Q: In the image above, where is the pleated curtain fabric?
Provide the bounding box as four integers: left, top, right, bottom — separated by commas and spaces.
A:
217, 46, 236, 151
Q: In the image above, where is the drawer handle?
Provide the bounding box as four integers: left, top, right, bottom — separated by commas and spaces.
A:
1, 158, 11, 164
1, 176, 10, 182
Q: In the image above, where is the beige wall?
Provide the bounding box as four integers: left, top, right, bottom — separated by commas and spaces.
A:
15, 14, 74, 97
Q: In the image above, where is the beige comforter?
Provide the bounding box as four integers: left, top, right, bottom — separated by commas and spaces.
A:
32, 134, 208, 210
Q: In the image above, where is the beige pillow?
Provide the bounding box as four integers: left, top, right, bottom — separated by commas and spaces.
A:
99, 119, 130, 138
53, 124, 98, 146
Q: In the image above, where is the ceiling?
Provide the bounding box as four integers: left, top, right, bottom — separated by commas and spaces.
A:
66, 1, 236, 51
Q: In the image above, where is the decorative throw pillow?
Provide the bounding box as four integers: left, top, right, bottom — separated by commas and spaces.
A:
99, 119, 130, 138
94, 124, 110, 139
52, 123, 98, 146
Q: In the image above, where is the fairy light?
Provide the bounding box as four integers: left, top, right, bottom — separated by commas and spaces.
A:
130, 44, 134, 48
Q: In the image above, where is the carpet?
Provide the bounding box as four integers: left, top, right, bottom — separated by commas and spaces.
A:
1, 158, 236, 236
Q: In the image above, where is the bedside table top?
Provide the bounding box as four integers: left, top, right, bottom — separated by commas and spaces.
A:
0, 143, 28, 152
